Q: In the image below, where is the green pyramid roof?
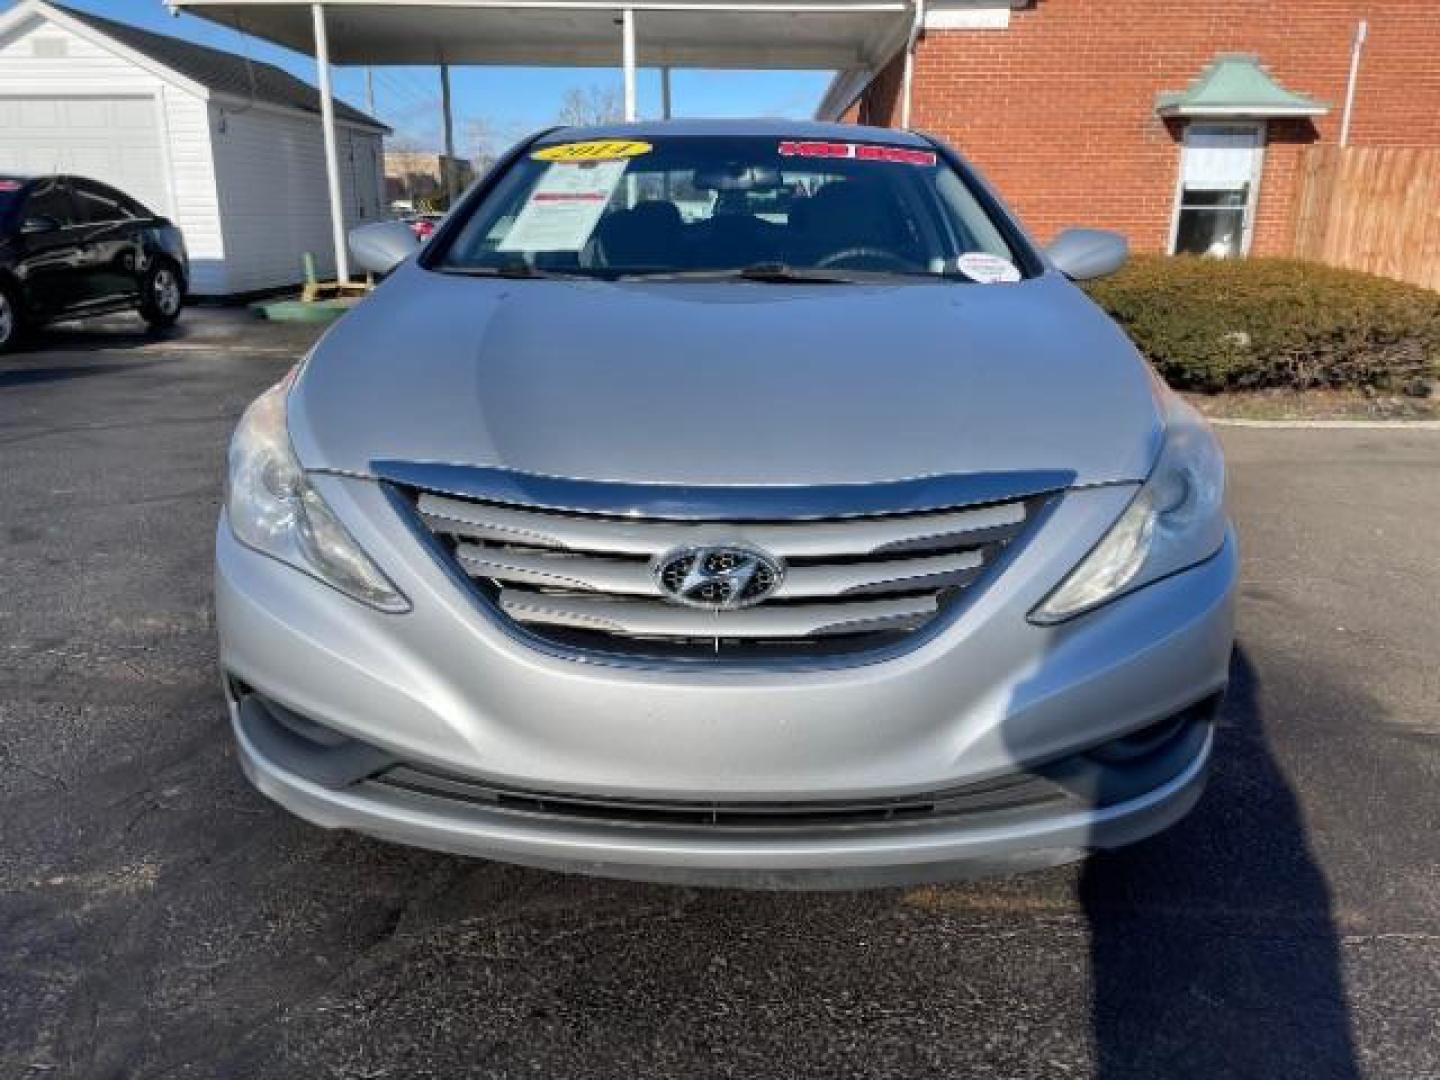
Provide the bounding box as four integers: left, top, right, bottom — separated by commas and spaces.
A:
1156, 54, 1328, 118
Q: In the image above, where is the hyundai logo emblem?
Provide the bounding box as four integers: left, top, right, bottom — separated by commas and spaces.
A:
653, 545, 784, 611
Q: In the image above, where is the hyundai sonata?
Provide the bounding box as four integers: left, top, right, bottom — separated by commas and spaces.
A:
217, 120, 1234, 888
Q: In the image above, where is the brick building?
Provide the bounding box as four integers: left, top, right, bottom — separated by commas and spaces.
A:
821, 0, 1440, 257
383, 151, 475, 211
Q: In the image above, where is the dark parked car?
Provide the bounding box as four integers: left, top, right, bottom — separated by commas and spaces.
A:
0, 174, 188, 352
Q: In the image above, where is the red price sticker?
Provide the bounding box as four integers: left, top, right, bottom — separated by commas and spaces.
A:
778, 141, 937, 166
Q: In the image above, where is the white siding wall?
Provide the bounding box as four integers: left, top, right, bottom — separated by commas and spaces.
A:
0, 14, 225, 293
344, 128, 386, 226
159, 86, 225, 294
210, 102, 385, 293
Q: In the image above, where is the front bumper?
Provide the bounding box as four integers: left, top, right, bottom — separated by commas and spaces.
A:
230, 684, 1216, 889
216, 475, 1236, 888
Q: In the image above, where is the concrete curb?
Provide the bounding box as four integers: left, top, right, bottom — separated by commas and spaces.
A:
1209, 417, 1440, 430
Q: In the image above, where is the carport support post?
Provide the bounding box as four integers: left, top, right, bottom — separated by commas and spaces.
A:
311, 2, 350, 284
621, 9, 637, 121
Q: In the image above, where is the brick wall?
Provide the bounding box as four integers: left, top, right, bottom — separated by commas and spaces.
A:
850, 0, 1440, 254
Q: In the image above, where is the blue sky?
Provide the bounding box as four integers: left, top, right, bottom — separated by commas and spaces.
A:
10, 0, 834, 151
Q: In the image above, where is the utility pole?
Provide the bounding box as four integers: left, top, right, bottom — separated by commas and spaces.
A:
440, 62, 458, 206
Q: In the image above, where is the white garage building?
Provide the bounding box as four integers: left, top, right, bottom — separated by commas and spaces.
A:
0, 0, 387, 296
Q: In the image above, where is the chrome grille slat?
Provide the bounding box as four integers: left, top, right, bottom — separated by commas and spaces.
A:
787, 551, 985, 598
409, 487, 1039, 660
419, 492, 1025, 559
497, 589, 938, 639
455, 542, 985, 600
456, 544, 655, 596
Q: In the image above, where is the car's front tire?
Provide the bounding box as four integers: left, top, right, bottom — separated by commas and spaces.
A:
139, 260, 184, 329
0, 280, 24, 354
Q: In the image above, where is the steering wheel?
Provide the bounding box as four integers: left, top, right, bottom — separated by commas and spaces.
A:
814, 247, 923, 273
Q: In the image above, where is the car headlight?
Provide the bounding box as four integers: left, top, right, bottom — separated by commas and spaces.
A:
226, 370, 409, 613
1031, 394, 1226, 624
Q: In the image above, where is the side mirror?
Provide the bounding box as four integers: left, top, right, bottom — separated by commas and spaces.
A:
1046, 228, 1128, 281
349, 220, 421, 277
22, 216, 59, 234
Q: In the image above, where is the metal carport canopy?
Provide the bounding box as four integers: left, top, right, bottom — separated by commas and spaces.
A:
165, 0, 916, 283
165, 0, 910, 69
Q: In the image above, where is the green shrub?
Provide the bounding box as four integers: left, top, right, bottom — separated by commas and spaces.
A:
1084, 256, 1440, 394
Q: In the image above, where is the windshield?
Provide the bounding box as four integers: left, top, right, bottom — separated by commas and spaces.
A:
432, 135, 1029, 282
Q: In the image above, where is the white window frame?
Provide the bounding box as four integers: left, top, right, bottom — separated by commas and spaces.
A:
1167, 121, 1267, 257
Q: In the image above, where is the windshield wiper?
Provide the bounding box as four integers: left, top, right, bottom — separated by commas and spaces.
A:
440, 263, 589, 280
618, 263, 857, 284
735, 262, 858, 284
447, 262, 913, 284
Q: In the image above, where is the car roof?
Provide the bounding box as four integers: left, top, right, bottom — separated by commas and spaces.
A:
535, 118, 936, 148
0, 174, 117, 186
0, 175, 146, 204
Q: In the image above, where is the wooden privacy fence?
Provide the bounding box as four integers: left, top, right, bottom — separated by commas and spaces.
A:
1291, 146, 1440, 291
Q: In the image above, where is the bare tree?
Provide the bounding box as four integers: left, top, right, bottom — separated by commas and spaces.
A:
556, 84, 624, 127
385, 133, 429, 155
463, 116, 502, 173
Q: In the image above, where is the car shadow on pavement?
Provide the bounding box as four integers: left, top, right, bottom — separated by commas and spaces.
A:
6, 307, 297, 356
28, 323, 183, 353
1080, 648, 1361, 1078
6, 311, 324, 360
0, 361, 151, 388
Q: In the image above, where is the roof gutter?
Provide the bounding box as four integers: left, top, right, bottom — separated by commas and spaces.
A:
209, 90, 392, 133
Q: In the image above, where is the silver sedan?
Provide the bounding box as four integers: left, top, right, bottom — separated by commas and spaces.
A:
216, 120, 1235, 888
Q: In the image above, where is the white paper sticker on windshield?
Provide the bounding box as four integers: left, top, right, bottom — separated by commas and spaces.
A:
498, 160, 626, 252
955, 252, 1021, 284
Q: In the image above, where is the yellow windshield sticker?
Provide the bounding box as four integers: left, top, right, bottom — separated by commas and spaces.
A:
532, 139, 652, 163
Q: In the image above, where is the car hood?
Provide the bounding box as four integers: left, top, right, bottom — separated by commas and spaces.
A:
288, 265, 1162, 490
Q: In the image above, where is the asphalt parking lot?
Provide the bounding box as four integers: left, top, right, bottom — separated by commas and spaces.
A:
2, 311, 1438, 1079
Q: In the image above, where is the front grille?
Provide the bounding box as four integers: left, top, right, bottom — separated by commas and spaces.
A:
371, 765, 1071, 831
407, 488, 1044, 662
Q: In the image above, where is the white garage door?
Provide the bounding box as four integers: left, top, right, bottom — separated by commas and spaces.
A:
0, 95, 168, 215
